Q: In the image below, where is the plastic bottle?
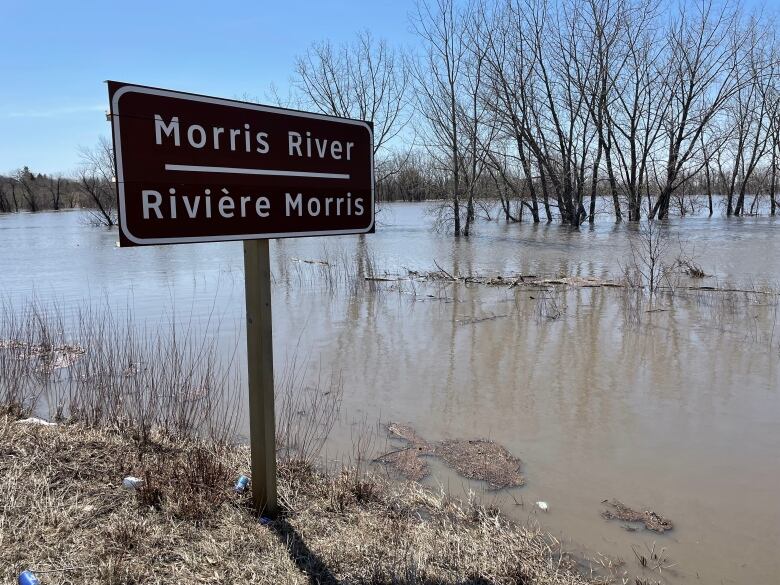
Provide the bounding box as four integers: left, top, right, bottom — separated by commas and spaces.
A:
234, 475, 250, 493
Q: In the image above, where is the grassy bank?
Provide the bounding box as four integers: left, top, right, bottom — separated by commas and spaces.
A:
0, 410, 598, 585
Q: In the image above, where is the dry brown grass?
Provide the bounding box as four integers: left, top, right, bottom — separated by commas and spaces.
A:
0, 414, 598, 585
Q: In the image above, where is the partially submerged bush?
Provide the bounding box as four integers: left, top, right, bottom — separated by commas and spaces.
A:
0, 300, 241, 445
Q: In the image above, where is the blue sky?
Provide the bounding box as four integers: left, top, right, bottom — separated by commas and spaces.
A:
3, 0, 773, 175
1, 0, 416, 174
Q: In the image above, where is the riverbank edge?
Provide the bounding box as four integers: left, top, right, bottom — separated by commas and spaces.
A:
0, 410, 600, 585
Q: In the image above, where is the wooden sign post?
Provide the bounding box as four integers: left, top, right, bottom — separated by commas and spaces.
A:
243, 239, 277, 513
108, 81, 374, 514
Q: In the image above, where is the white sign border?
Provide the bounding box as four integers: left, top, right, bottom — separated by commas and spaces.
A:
110, 84, 375, 246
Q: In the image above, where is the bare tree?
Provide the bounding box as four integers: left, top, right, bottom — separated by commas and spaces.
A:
76, 137, 117, 227
757, 38, 779, 216
623, 220, 675, 293
459, 2, 498, 235
482, 0, 543, 223
44, 174, 63, 210
411, 0, 469, 235
650, 1, 760, 219
578, 0, 628, 222
698, 124, 731, 216
293, 30, 409, 181
524, 0, 601, 227
769, 69, 780, 215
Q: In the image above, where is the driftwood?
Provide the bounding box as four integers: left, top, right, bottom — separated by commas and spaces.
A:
455, 313, 508, 325
363, 269, 780, 297
432, 259, 457, 281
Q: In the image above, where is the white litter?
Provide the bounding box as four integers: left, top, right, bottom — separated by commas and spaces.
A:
16, 417, 57, 427
535, 501, 549, 511
122, 476, 144, 490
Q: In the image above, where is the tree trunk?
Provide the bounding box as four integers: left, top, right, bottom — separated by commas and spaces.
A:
771, 145, 777, 216
464, 192, 474, 236
518, 143, 540, 223
589, 139, 602, 224
538, 163, 554, 223
606, 152, 622, 221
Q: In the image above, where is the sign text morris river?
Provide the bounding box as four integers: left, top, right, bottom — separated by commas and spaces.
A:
108, 81, 375, 513
108, 81, 374, 246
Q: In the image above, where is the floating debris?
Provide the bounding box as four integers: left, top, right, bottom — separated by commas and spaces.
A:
375, 423, 433, 481
375, 446, 431, 482
535, 501, 549, 511
360, 267, 779, 297
531, 276, 623, 288
456, 313, 509, 326
434, 439, 524, 489
387, 422, 429, 446
601, 499, 673, 533
365, 276, 401, 282
0, 339, 85, 372
290, 258, 330, 266
376, 423, 524, 489
363, 268, 625, 289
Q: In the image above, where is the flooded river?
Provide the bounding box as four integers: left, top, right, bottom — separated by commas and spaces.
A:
1, 205, 778, 584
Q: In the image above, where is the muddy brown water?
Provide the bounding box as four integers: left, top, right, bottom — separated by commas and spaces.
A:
1, 204, 779, 584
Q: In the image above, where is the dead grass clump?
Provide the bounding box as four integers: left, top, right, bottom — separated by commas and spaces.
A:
601, 500, 673, 533
376, 446, 432, 481
434, 439, 524, 489
377, 423, 524, 489
0, 339, 85, 373
387, 422, 429, 445
375, 422, 434, 481
0, 400, 31, 420
131, 442, 235, 523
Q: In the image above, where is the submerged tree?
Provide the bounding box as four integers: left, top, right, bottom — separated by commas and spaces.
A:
410, 0, 469, 235
76, 137, 117, 227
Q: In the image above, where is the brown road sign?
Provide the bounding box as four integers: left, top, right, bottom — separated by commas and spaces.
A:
108, 81, 374, 246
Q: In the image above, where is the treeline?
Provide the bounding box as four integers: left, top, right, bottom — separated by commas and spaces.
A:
0, 169, 81, 213
291, 0, 780, 233
1, 138, 117, 225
